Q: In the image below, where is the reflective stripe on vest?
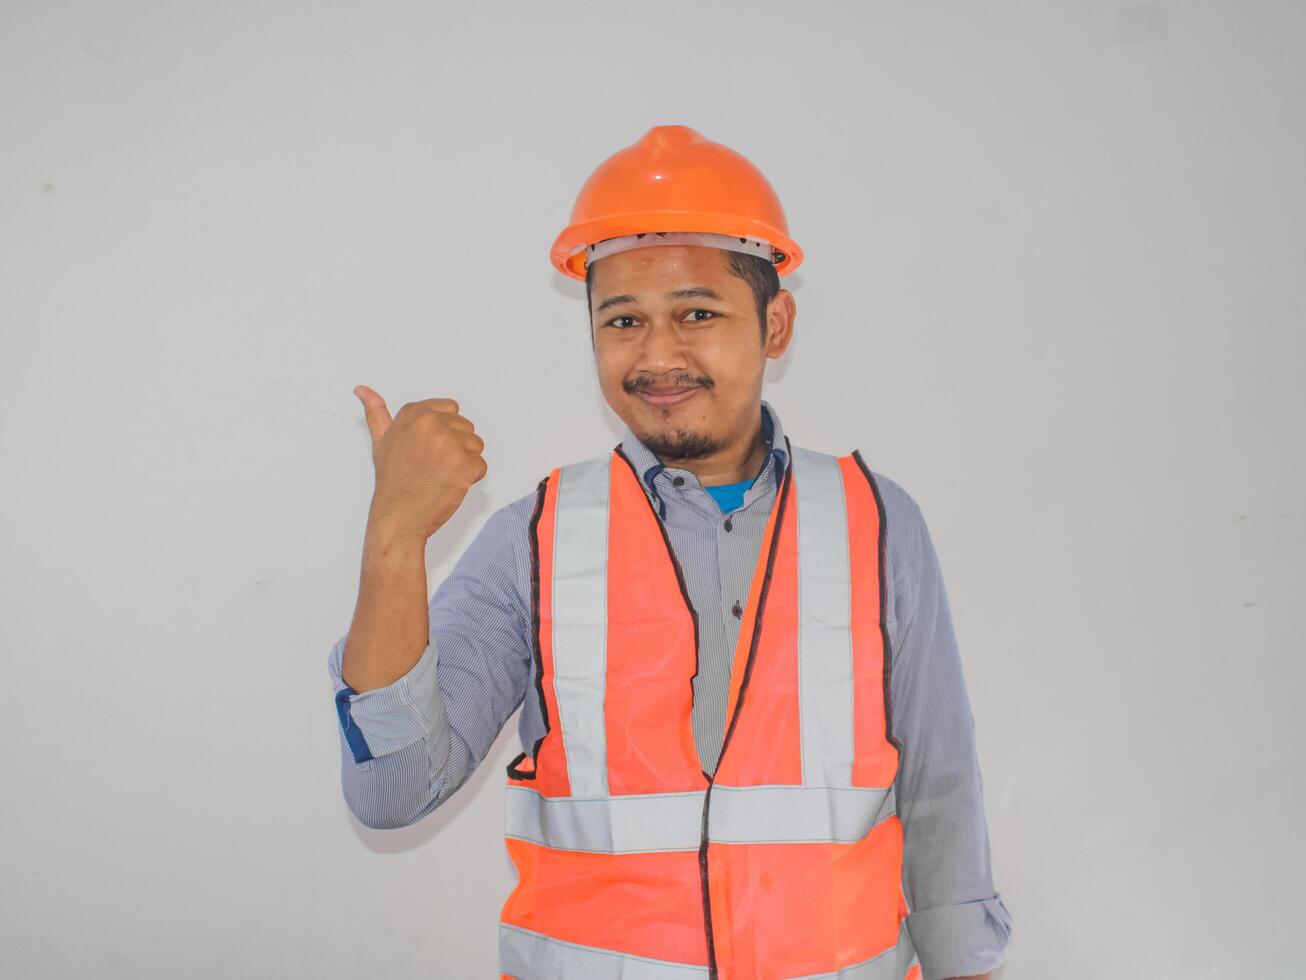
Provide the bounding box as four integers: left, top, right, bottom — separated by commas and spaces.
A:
506, 783, 898, 852
792, 446, 856, 787
500, 920, 919, 980
549, 456, 611, 798
501, 441, 914, 980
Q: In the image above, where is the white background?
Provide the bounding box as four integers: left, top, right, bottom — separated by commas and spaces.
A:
2, 2, 1302, 977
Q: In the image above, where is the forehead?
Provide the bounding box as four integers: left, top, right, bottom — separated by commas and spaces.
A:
588, 244, 743, 297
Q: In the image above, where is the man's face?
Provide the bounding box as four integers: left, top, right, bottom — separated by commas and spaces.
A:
588, 244, 794, 464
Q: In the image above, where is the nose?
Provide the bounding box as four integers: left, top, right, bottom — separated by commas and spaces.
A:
634, 316, 689, 373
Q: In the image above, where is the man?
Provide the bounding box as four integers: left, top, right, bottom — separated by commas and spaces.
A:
328, 125, 1012, 980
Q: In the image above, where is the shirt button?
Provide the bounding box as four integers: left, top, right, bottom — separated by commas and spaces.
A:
731, 600, 742, 618
723, 517, 733, 532
672, 476, 685, 487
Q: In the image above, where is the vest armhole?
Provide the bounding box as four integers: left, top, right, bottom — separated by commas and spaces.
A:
849, 448, 900, 753
515, 474, 552, 783
505, 750, 537, 780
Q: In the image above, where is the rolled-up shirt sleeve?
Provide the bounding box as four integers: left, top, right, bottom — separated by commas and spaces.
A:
328, 634, 447, 764
325, 500, 534, 830
886, 487, 1013, 979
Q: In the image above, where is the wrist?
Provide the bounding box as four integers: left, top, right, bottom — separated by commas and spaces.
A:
364, 511, 429, 556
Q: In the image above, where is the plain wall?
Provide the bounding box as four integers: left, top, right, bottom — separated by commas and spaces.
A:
2, 2, 1302, 977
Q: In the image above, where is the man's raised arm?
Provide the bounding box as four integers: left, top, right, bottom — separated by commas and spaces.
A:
324, 385, 526, 829
342, 385, 487, 693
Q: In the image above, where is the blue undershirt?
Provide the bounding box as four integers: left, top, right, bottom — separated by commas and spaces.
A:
703, 478, 754, 514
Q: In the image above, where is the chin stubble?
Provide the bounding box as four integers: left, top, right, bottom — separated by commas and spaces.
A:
640, 428, 719, 460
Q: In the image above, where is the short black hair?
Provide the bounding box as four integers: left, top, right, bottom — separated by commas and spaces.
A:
585, 249, 780, 342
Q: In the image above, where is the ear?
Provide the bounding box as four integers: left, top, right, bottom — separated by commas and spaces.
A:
763, 289, 797, 358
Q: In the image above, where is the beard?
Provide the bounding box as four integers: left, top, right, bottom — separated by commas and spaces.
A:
623, 371, 718, 461
640, 427, 719, 460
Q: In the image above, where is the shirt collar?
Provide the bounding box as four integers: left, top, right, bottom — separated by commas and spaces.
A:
618, 400, 790, 516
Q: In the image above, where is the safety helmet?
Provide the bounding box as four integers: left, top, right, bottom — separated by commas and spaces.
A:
550, 125, 803, 281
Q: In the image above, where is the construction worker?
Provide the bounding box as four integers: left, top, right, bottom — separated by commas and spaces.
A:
328, 125, 1013, 980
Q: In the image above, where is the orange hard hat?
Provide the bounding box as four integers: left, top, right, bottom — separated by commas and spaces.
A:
551, 125, 803, 281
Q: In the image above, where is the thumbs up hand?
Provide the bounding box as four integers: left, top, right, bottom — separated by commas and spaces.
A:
353, 384, 488, 543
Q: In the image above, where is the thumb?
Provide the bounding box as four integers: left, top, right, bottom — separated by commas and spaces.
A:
354, 385, 392, 443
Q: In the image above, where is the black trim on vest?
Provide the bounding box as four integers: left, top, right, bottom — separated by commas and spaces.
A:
612, 444, 707, 776
506, 476, 552, 781
700, 436, 794, 980
851, 449, 900, 752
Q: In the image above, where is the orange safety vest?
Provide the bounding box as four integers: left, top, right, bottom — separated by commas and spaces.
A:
499, 440, 922, 980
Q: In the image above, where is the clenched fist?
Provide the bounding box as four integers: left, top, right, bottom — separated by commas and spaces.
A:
354, 384, 488, 542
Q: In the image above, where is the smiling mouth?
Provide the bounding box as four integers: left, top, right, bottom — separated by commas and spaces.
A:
635, 386, 702, 409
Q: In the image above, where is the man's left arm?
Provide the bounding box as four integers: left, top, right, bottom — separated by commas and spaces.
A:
886, 486, 1013, 980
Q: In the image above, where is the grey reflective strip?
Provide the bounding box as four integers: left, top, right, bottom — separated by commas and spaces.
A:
787, 920, 918, 979
707, 784, 895, 843
504, 784, 895, 852
551, 456, 611, 797
500, 923, 709, 979
504, 785, 704, 853
501, 921, 913, 980
791, 447, 855, 787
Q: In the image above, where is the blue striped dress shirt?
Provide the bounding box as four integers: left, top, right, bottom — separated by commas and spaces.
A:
326, 400, 1012, 979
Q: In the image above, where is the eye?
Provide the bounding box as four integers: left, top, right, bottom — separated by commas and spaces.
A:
685, 309, 717, 322
606, 315, 638, 328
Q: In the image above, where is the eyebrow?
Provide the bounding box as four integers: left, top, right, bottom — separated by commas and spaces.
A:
594, 286, 725, 314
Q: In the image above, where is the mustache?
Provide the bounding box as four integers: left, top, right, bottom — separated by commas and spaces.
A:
623, 373, 714, 394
